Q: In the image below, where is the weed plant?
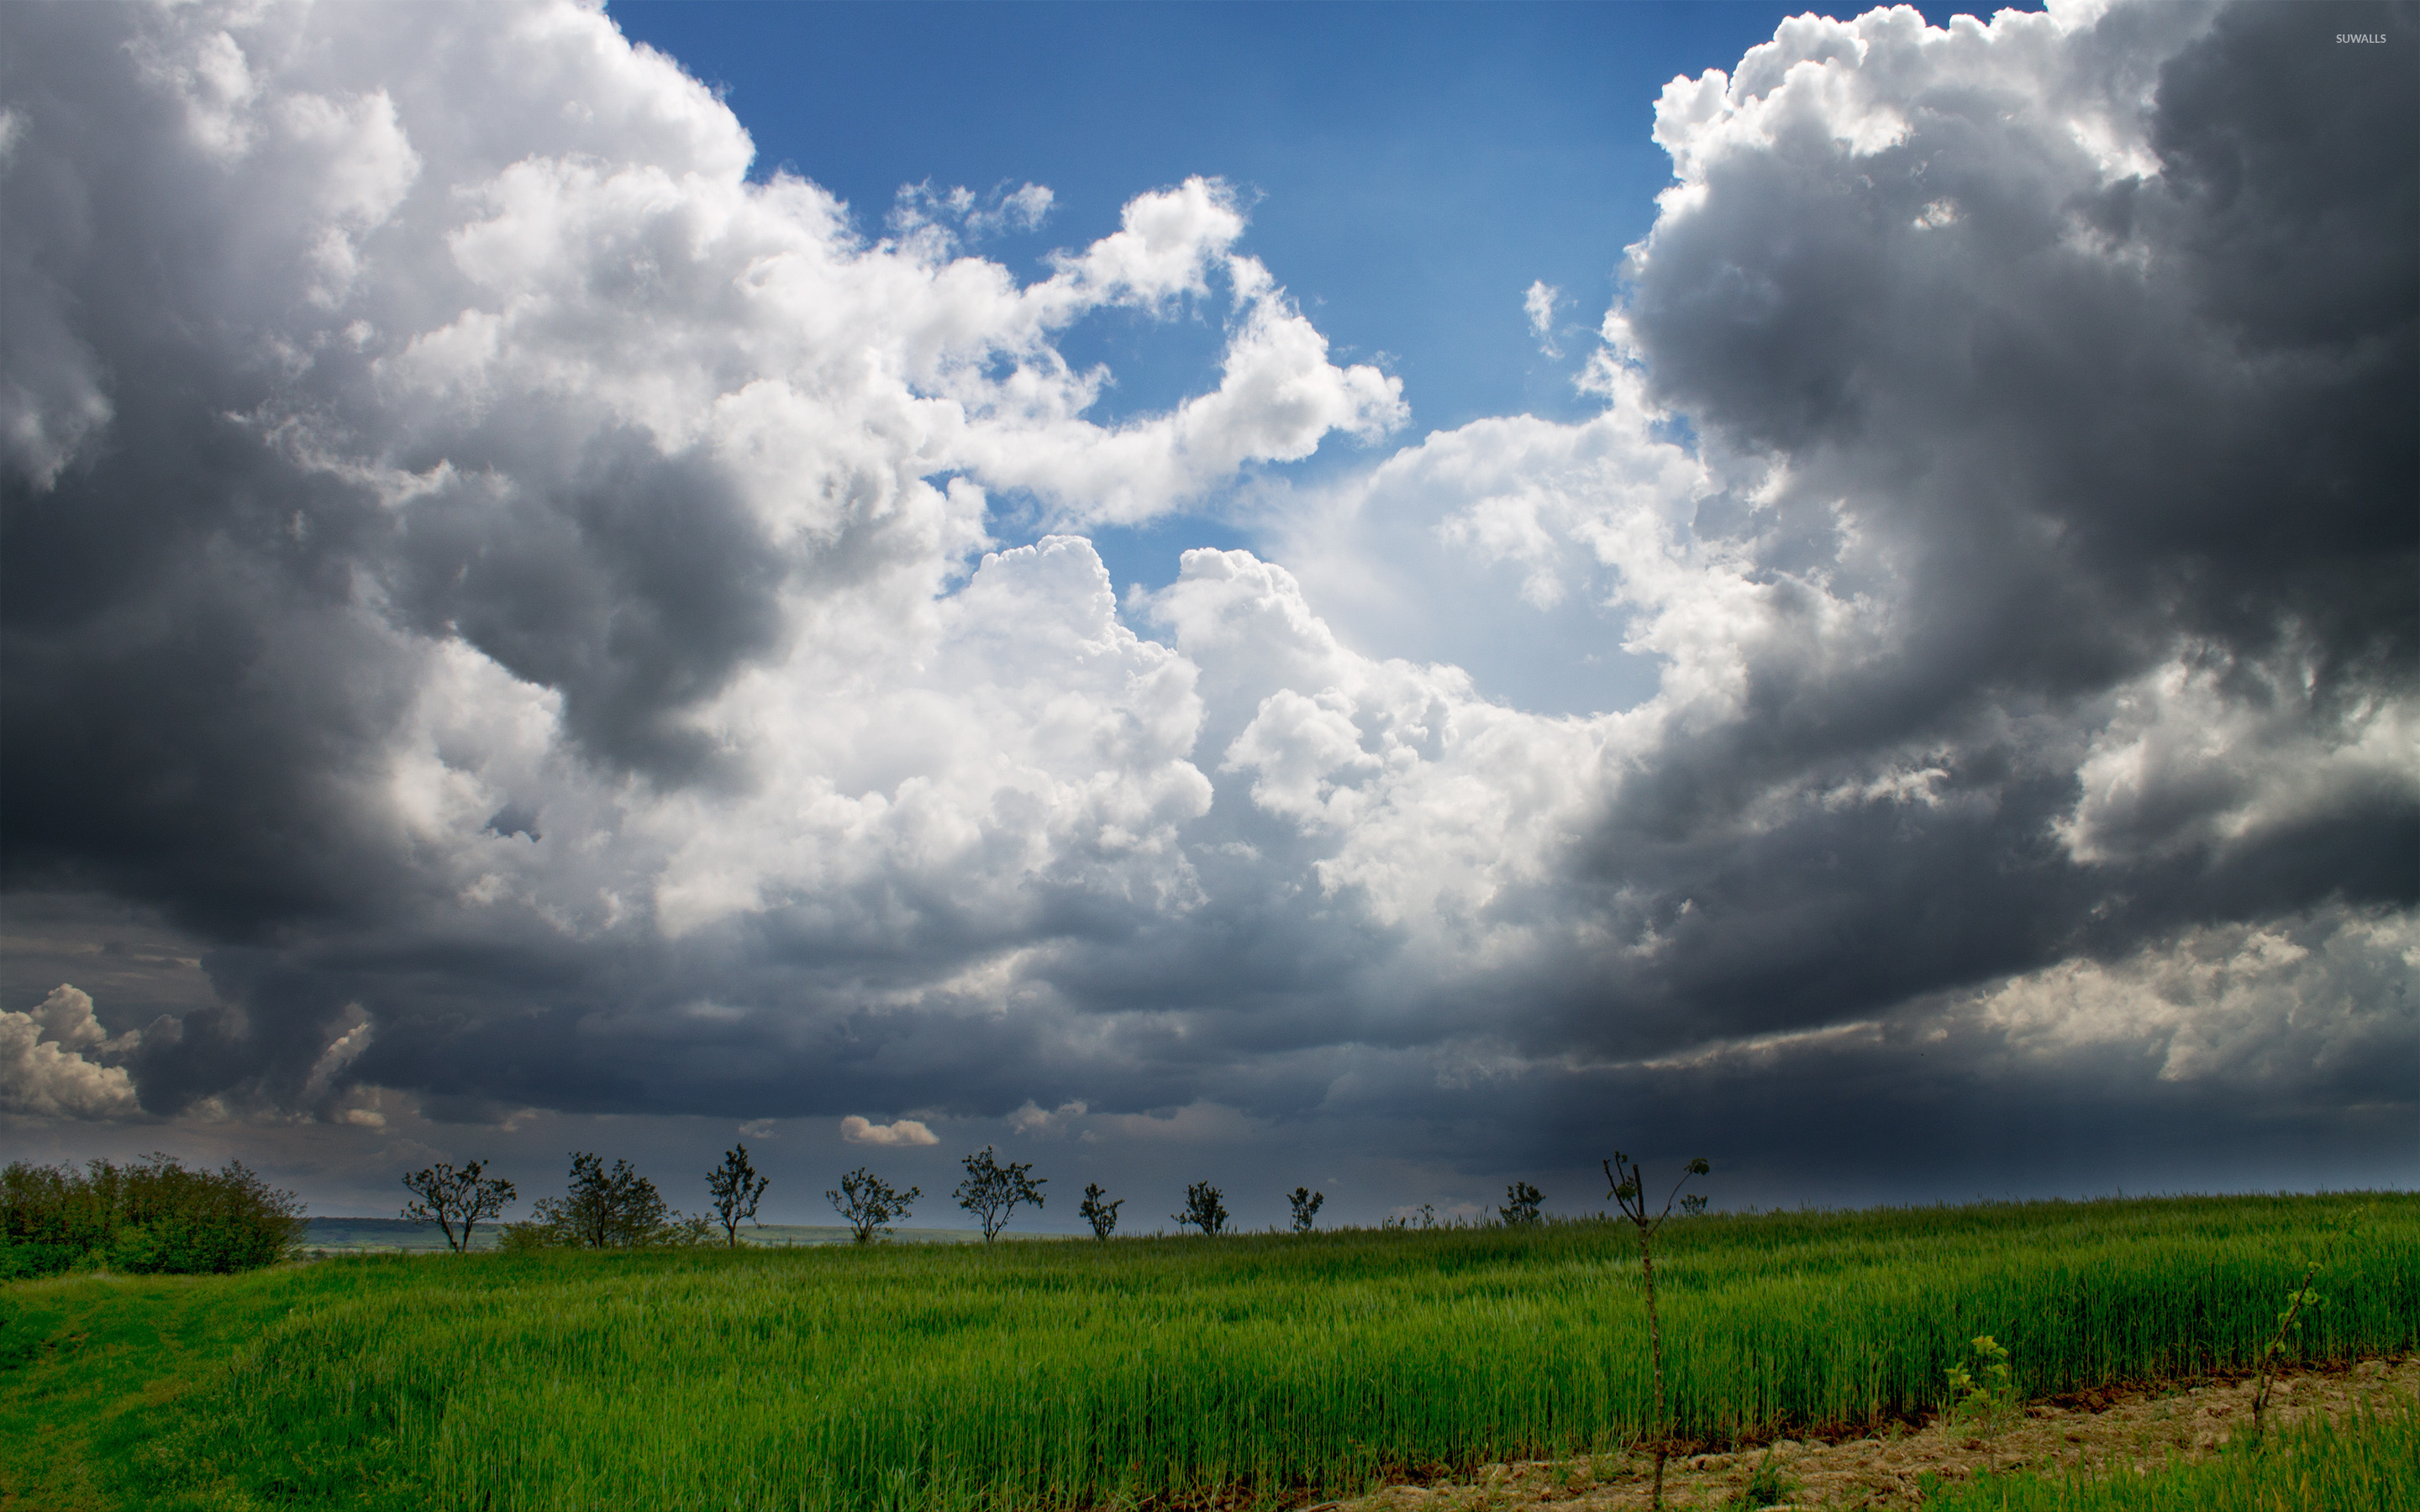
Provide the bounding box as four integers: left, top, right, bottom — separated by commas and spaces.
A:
9, 1191, 2412, 1512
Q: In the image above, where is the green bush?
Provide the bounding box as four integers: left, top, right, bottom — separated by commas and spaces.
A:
0, 1154, 304, 1276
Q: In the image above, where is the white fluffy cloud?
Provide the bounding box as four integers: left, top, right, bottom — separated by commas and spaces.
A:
0, 986, 144, 1119
842, 1116, 939, 1147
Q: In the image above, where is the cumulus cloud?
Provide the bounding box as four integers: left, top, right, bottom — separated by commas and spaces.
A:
842, 1116, 939, 1147
0, 0, 2407, 1205
1, 985, 145, 1118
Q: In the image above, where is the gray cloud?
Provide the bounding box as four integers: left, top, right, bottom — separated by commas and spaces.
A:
0, 0, 2408, 1212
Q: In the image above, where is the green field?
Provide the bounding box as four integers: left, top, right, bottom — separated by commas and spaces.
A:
3, 1193, 2412, 1511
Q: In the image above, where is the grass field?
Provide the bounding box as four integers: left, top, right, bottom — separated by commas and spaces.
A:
3, 1192, 2412, 1511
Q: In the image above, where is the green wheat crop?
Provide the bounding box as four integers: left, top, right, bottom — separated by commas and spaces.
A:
13, 1191, 2410, 1512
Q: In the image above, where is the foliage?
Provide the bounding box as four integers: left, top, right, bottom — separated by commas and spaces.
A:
1079, 1181, 1123, 1241
1922, 1390, 2419, 1510
1174, 1179, 1228, 1236
499, 1152, 709, 1251
1604, 1148, 1712, 1509
953, 1145, 1044, 1243
1289, 1185, 1326, 1233
1500, 1181, 1544, 1226
399, 1159, 516, 1252
1945, 1333, 2018, 1433
13, 1192, 2416, 1512
705, 1144, 771, 1247
827, 1166, 918, 1243
0, 1153, 303, 1275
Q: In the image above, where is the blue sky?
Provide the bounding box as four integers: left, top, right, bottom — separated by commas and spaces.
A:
609, 2, 1893, 604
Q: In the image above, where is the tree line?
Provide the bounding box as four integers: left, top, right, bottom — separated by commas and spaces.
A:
410, 1141, 1645, 1252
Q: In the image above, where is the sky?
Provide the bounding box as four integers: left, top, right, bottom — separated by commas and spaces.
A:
1, 0, 2412, 1234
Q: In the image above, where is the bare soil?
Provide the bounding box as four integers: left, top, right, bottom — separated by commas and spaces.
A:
1321, 1355, 2419, 1511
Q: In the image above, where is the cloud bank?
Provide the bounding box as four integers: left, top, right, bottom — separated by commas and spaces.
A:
1, 0, 2409, 1210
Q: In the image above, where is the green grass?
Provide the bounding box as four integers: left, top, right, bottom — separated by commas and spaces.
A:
1920, 1391, 2420, 1510
3, 1192, 2412, 1512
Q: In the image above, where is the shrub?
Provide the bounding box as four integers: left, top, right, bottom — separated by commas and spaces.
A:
0, 1154, 304, 1275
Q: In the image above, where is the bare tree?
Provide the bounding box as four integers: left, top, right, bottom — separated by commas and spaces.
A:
1078, 1182, 1123, 1241
706, 1143, 771, 1247
954, 1145, 1045, 1242
1498, 1180, 1544, 1226
1173, 1180, 1227, 1236
1604, 1150, 1711, 1510
400, 1159, 517, 1252
827, 1167, 918, 1244
1287, 1185, 1324, 1232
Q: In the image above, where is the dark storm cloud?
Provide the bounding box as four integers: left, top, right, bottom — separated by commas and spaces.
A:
1565, 0, 2417, 1046
0, 0, 2410, 1207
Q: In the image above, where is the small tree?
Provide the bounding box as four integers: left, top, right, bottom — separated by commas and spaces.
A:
400, 1159, 517, 1252
508, 1152, 708, 1249
1173, 1180, 1227, 1236
705, 1144, 771, 1247
1604, 1150, 1710, 1511
1287, 1185, 1324, 1232
1499, 1180, 1544, 1226
1078, 1182, 1123, 1241
827, 1167, 918, 1244
954, 1145, 1046, 1243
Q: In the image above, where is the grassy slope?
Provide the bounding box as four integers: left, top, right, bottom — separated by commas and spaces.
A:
3, 1194, 2412, 1512
0, 1266, 408, 1510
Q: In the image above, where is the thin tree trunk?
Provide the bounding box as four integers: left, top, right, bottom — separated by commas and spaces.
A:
1641, 1226, 1666, 1509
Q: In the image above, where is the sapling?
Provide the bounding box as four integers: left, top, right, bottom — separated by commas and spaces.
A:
2250, 1219, 2354, 1440
1945, 1335, 2018, 1434
1173, 1180, 1227, 1236
1603, 1150, 1710, 1511
1078, 1181, 1123, 1241
1499, 1181, 1544, 1226
1287, 1185, 1324, 1233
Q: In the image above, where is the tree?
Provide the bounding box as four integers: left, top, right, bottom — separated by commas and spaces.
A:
505, 1152, 708, 1250
827, 1167, 918, 1244
400, 1159, 517, 1252
1173, 1180, 1227, 1236
1498, 1180, 1544, 1226
954, 1145, 1045, 1243
1078, 1181, 1122, 1241
705, 1144, 770, 1247
1604, 1150, 1711, 1510
1287, 1185, 1324, 1233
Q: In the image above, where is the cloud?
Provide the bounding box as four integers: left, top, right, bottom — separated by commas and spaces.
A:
1523, 280, 1560, 355
842, 1116, 939, 1147
0, 0, 2407, 1207
1, 985, 145, 1119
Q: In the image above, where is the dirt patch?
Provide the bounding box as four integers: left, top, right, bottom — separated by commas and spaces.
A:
1326, 1355, 2419, 1510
